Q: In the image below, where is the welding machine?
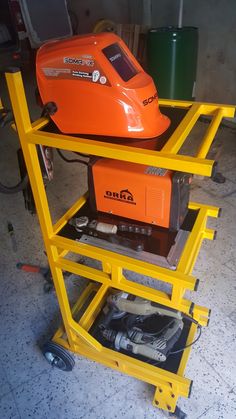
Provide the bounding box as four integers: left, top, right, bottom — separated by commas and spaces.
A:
36, 32, 191, 230
89, 159, 191, 230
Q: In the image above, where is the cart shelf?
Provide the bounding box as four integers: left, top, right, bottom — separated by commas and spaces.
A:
53, 282, 198, 413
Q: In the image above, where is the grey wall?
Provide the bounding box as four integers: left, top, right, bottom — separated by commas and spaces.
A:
68, 0, 236, 104
183, 0, 236, 104
148, 0, 236, 104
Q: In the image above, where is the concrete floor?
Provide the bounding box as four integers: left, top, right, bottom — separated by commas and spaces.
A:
0, 76, 236, 419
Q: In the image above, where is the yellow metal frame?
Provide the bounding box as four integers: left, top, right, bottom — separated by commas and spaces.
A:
5, 70, 234, 414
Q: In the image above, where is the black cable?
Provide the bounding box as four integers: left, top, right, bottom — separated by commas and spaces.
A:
149, 323, 202, 366
0, 174, 28, 194
75, 151, 90, 158
149, 359, 162, 367
141, 318, 175, 337
0, 107, 29, 194
170, 325, 202, 355
121, 313, 202, 353
56, 148, 88, 165
122, 314, 175, 345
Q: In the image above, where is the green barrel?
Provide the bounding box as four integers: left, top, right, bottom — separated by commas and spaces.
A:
147, 27, 198, 100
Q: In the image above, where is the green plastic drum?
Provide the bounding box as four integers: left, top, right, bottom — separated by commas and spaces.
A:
147, 27, 198, 100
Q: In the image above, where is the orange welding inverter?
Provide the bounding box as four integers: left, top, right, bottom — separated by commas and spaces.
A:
89, 158, 191, 231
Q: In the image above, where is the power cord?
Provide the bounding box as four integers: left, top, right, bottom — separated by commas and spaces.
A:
169, 324, 202, 355
122, 314, 176, 345
0, 174, 28, 194
56, 148, 88, 165
121, 312, 202, 353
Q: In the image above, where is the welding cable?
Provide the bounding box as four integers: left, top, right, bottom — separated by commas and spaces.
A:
0, 174, 28, 194
56, 148, 88, 165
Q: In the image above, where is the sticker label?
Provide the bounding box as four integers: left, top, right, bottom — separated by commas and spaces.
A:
42, 56, 110, 85
145, 167, 167, 176
72, 70, 92, 79
100, 76, 107, 84
63, 57, 94, 67
110, 53, 121, 62
92, 70, 100, 82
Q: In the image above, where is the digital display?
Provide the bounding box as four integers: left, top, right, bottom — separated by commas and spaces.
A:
102, 43, 138, 82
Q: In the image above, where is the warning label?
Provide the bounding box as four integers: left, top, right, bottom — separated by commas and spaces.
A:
72, 70, 92, 79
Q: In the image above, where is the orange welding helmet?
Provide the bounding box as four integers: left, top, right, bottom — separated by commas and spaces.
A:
36, 32, 170, 139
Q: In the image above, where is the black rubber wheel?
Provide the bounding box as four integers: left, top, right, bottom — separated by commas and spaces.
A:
169, 406, 187, 419
42, 342, 75, 371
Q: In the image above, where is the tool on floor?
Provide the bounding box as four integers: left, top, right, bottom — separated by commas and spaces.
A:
16, 262, 53, 292
7, 221, 17, 252
16, 262, 50, 276
16, 261, 82, 293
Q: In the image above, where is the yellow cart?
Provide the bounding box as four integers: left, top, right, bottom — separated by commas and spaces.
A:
5, 69, 235, 418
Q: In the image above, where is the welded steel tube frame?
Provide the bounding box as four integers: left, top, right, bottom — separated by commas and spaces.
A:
5, 70, 234, 413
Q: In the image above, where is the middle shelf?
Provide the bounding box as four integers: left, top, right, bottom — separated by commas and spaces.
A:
49, 196, 219, 325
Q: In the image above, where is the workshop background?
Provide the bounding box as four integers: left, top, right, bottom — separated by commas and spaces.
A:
68, 0, 236, 105
0, 1, 236, 419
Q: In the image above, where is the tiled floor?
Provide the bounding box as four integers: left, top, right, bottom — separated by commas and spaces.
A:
0, 78, 236, 418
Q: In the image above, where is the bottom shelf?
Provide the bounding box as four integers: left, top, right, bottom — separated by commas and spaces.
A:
90, 308, 195, 376
51, 282, 202, 414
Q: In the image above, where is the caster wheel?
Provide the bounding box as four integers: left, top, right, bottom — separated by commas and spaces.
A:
42, 342, 75, 371
169, 406, 187, 419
